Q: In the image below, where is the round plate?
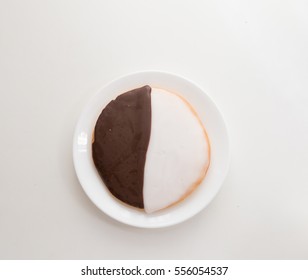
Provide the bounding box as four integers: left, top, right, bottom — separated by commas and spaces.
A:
73, 71, 230, 228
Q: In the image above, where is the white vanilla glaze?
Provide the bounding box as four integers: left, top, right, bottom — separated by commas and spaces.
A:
143, 88, 210, 213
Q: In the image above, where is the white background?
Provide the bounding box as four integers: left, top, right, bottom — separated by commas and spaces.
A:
0, 0, 307, 259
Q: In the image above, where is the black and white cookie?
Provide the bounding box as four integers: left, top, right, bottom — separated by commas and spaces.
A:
92, 85, 210, 213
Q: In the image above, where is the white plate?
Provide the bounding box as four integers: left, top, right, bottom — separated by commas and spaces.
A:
73, 71, 230, 228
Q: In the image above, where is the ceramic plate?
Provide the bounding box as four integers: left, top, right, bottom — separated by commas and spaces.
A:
73, 71, 230, 228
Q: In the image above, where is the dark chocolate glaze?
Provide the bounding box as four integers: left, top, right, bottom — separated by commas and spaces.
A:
92, 85, 151, 208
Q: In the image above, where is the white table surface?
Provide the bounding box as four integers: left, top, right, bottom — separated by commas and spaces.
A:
1, 0, 308, 259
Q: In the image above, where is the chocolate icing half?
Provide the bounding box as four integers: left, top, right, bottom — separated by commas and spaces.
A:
92, 85, 151, 208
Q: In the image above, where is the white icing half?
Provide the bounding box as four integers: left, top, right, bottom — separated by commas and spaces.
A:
143, 88, 210, 213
